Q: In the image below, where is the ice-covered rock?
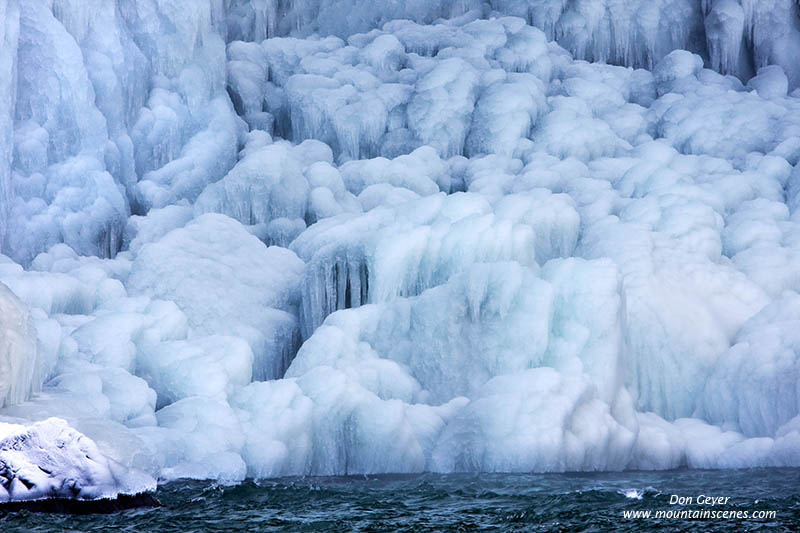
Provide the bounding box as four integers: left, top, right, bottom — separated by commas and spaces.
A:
0, 418, 155, 502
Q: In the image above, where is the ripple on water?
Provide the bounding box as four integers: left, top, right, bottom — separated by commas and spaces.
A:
1, 469, 799, 532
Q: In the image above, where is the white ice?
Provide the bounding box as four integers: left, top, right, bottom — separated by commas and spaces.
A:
0, 0, 799, 500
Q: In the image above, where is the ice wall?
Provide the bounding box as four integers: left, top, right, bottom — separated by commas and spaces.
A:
0, 0, 799, 490
0, 1, 18, 245
2, 0, 798, 264
290, 190, 577, 337
1, 0, 240, 265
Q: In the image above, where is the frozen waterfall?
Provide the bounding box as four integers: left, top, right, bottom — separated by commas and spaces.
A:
0, 0, 799, 499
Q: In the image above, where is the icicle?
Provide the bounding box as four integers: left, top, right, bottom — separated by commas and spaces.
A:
705, 0, 745, 76
0, 283, 39, 409
300, 253, 372, 339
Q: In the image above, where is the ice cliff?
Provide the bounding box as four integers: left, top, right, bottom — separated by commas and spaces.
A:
0, 0, 799, 497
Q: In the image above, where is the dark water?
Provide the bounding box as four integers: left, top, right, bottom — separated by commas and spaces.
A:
2, 469, 799, 531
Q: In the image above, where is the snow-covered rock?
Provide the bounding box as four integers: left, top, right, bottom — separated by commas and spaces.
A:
0, 418, 155, 502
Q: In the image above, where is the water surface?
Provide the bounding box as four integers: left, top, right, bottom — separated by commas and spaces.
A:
2, 469, 798, 531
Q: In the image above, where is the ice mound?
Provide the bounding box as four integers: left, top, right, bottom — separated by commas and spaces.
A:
701, 292, 800, 438
649, 51, 800, 165
340, 146, 451, 197
128, 214, 305, 380
194, 131, 362, 239
229, 18, 555, 162
231, 260, 627, 474
137, 335, 254, 409
0, 418, 155, 502
288, 262, 556, 402
8, 0, 129, 265
431, 368, 635, 472
631, 414, 800, 470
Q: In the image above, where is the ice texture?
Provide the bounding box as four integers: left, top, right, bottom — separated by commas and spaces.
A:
272, 0, 800, 90
0, 0, 799, 497
2, 0, 240, 265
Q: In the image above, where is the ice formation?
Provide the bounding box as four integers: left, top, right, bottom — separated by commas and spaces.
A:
1, 0, 800, 497
0, 282, 38, 409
